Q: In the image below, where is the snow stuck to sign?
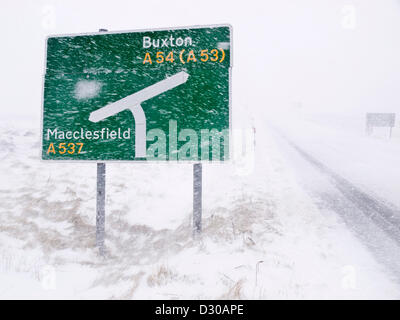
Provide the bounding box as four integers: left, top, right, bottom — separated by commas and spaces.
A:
74, 80, 102, 100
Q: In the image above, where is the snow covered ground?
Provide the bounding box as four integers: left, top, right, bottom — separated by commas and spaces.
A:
0, 114, 399, 299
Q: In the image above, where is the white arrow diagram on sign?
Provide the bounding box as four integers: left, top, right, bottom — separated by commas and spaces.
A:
89, 71, 189, 158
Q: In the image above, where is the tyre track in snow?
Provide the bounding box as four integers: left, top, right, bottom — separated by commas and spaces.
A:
287, 140, 400, 243
271, 128, 400, 280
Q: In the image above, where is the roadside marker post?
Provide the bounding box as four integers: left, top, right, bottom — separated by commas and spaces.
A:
41, 25, 232, 252
366, 113, 396, 138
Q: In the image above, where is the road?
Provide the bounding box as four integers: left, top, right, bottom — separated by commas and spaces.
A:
270, 128, 400, 282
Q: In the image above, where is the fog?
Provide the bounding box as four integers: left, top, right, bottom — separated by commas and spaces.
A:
1, 0, 400, 121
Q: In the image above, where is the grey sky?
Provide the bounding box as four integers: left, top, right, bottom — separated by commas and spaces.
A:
1, 0, 400, 120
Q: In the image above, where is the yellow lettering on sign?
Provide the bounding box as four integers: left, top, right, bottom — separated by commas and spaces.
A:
187, 50, 197, 63
166, 51, 174, 63
143, 52, 152, 64
210, 49, 218, 62
77, 143, 84, 154
200, 49, 209, 62
46, 142, 84, 155
59, 142, 66, 154
47, 143, 56, 154
156, 51, 164, 64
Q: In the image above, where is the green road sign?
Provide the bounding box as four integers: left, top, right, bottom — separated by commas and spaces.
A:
41, 25, 232, 161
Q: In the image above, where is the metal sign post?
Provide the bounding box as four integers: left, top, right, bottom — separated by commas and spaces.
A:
193, 163, 202, 237
96, 162, 106, 255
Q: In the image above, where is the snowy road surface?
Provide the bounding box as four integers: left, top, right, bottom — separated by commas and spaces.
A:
271, 128, 400, 282
0, 115, 399, 299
